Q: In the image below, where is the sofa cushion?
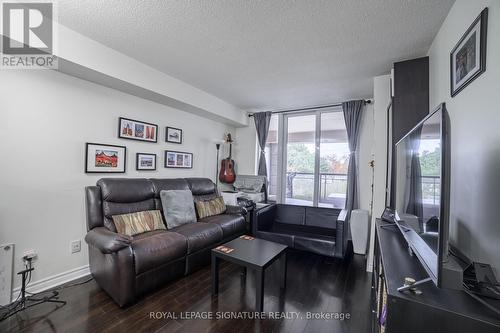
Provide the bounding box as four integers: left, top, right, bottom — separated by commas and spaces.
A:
98, 178, 156, 232
199, 214, 245, 238
160, 190, 197, 229
186, 178, 217, 195
275, 204, 305, 225
98, 178, 154, 203
271, 222, 336, 238
293, 234, 336, 257
112, 210, 165, 236
151, 178, 190, 212
171, 223, 223, 254
305, 207, 341, 229
195, 197, 226, 219
132, 230, 187, 275
255, 231, 294, 247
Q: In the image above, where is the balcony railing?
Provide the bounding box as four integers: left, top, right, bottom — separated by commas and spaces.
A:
422, 175, 440, 205
286, 172, 347, 206
284, 172, 441, 207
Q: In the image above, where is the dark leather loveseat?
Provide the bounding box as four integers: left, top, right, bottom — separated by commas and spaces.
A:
84, 177, 246, 307
254, 204, 348, 259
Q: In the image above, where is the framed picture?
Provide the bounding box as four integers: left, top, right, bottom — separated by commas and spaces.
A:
165, 150, 193, 169
118, 117, 158, 143
136, 153, 157, 171
85, 143, 126, 173
166, 127, 183, 144
450, 8, 488, 97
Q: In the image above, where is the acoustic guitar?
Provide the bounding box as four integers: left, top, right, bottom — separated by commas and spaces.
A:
219, 133, 236, 184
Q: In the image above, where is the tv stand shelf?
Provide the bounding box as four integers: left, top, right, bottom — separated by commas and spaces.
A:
372, 219, 500, 333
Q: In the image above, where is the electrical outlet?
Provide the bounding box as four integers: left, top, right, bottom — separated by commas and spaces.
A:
22, 249, 37, 261
71, 240, 81, 254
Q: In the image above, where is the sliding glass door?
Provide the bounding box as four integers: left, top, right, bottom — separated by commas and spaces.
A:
283, 114, 317, 206
280, 108, 348, 208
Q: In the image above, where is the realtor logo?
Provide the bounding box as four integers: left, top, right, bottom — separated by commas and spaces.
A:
1, 1, 57, 69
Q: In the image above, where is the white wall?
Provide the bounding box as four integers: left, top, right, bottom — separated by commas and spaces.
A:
358, 104, 375, 214
234, 122, 258, 175
0, 70, 234, 292
428, 0, 500, 275
366, 75, 391, 271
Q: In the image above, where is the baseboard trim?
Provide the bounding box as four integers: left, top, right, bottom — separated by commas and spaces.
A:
11, 265, 90, 300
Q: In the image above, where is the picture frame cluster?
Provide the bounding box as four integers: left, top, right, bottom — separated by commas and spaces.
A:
85, 117, 192, 173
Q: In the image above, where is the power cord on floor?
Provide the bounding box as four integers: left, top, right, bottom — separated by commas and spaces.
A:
15, 276, 94, 300
0, 259, 33, 321
0, 263, 93, 322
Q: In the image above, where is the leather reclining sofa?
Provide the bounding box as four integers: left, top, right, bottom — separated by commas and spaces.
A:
254, 204, 349, 259
85, 177, 246, 307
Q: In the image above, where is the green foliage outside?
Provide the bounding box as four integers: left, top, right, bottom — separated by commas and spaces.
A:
420, 147, 441, 176
286, 144, 348, 174
285, 143, 441, 203
286, 144, 349, 201
420, 146, 441, 203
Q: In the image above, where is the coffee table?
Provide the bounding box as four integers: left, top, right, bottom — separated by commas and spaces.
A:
211, 236, 287, 312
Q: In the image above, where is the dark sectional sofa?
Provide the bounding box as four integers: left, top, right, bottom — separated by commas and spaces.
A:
254, 204, 349, 259
84, 177, 246, 307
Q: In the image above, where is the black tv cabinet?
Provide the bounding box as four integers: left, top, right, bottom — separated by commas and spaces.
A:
372, 219, 500, 333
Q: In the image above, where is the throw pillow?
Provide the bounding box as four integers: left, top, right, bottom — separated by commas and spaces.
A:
195, 196, 227, 219
160, 190, 197, 229
112, 210, 165, 236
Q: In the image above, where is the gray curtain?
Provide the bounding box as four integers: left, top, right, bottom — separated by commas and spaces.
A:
342, 100, 364, 212
405, 128, 424, 230
253, 111, 272, 176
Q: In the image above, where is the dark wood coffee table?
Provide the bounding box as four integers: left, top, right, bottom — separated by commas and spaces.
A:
211, 236, 287, 312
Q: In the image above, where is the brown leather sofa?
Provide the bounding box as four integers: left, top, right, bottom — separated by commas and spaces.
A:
84, 177, 246, 307
254, 204, 349, 259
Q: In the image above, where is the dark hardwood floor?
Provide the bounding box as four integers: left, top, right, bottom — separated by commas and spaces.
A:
0, 250, 372, 333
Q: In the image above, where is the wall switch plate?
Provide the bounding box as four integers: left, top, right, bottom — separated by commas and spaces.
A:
71, 240, 81, 254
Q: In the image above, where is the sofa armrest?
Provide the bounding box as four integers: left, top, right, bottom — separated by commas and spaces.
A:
335, 210, 349, 258
254, 204, 276, 234
85, 227, 132, 254
226, 204, 247, 216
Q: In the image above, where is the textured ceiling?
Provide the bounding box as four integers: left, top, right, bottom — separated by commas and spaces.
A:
56, 0, 454, 111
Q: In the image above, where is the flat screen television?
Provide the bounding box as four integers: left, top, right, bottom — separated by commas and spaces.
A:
393, 103, 457, 289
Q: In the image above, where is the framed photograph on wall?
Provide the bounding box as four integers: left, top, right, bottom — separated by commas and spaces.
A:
166, 127, 183, 144
118, 117, 158, 143
450, 8, 488, 97
85, 143, 126, 173
136, 153, 157, 171
165, 150, 193, 169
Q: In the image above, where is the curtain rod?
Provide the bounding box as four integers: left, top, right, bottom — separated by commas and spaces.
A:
248, 99, 372, 117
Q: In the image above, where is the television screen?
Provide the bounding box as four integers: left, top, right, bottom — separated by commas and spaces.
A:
394, 104, 448, 285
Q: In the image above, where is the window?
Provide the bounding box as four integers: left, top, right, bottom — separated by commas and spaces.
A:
264, 108, 349, 208
318, 111, 350, 208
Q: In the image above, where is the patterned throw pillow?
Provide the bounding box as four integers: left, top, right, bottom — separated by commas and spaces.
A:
112, 210, 165, 236
195, 196, 227, 219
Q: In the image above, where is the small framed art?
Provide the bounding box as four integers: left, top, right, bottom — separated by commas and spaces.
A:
136, 153, 157, 171
118, 117, 158, 143
450, 8, 488, 97
85, 143, 126, 173
165, 150, 193, 169
166, 127, 183, 144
